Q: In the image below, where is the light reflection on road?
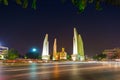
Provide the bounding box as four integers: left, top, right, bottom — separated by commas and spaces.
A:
29, 63, 38, 80
53, 64, 59, 78
1, 61, 120, 80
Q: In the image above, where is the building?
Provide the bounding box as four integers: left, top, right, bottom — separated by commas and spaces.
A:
103, 48, 120, 59
0, 46, 8, 60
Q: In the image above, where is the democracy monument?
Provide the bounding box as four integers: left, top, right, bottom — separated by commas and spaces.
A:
41, 28, 85, 61
0, 28, 84, 61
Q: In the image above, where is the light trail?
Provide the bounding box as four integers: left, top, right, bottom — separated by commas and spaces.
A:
1, 61, 120, 79
2, 61, 120, 72
1, 64, 112, 79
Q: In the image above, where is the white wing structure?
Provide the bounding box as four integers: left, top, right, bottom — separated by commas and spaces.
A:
42, 34, 50, 60
71, 28, 85, 61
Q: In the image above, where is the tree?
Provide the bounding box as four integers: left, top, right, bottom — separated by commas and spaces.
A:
25, 52, 40, 59
0, 55, 2, 59
6, 48, 19, 60
0, 0, 37, 9
93, 54, 98, 60
67, 55, 71, 60
0, 0, 120, 13
38, 56, 42, 59
72, 0, 120, 12
93, 53, 107, 61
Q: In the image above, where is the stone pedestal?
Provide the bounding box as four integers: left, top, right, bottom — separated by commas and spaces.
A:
42, 55, 50, 60
71, 54, 77, 61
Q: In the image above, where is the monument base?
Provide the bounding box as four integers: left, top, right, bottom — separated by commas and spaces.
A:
42, 55, 50, 60
71, 54, 84, 61
80, 56, 85, 61
71, 54, 77, 61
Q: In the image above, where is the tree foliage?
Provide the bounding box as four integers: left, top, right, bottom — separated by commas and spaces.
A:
93, 53, 107, 61
0, 0, 120, 12
25, 52, 40, 59
72, 0, 120, 12
0, 0, 37, 9
6, 48, 19, 60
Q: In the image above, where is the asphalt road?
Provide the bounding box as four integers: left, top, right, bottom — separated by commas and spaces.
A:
0, 62, 120, 80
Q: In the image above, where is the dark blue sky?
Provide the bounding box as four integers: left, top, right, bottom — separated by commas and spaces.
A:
0, 0, 120, 56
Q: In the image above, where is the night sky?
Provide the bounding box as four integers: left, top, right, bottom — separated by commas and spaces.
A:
0, 0, 120, 56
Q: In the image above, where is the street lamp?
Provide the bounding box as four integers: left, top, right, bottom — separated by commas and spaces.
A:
32, 48, 37, 52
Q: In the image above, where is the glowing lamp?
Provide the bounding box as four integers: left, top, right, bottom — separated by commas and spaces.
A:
32, 48, 37, 52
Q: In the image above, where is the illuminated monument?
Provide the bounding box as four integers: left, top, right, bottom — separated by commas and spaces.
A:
52, 38, 58, 60
71, 28, 85, 61
42, 34, 50, 60
52, 38, 67, 60
60, 48, 67, 60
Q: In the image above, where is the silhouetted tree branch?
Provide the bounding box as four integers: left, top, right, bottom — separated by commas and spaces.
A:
0, 0, 120, 12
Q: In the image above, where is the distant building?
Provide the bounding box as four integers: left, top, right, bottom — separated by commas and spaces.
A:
103, 48, 120, 59
0, 46, 8, 59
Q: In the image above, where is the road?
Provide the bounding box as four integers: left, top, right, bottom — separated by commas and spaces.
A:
0, 62, 120, 80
